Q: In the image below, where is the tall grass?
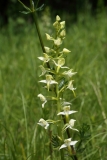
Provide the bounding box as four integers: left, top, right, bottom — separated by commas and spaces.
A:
0, 13, 107, 159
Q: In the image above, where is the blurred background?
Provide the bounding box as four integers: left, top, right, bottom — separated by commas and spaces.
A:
0, 0, 107, 27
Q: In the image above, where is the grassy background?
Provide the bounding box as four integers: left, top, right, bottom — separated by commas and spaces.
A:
0, 13, 107, 160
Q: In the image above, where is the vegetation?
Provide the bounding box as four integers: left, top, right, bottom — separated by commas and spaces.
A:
0, 11, 107, 159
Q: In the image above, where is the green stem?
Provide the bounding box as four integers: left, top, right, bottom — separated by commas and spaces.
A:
56, 85, 64, 160
29, 0, 50, 68
32, 12, 46, 53
29, 0, 45, 52
48, 130, 53, 160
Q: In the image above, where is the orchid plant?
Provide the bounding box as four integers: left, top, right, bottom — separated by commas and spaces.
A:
37, 15, 78, 160
18, 0, 79, 159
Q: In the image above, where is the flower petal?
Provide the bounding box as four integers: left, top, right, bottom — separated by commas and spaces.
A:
59, 144, 67, 150
70, 141, 78, 146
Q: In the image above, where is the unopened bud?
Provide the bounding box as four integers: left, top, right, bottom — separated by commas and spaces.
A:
60, 30, 66, 37
45, 33, 52, 40
54, 38, 62, 46
56, 15, 61, 21
63, 48, 71, 54
44, 46, 50, 53
60, 21, 65, 29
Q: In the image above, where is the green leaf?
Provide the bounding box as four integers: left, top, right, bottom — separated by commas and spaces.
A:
18, 0, 31, 12
51, 135, 60, 148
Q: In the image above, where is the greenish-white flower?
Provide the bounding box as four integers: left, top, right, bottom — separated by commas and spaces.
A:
63, 119, 79, 132
59, 138, 78, 150
39, 74, 58, 91
54, 38, 62, 46
38, 94, 47, 108
53, 58, 68, 72
38, 118, 49, 129
62, 69, 77, 79
67, 80, 76, 91
57, 106, 77, 116
38, 53, 50, 63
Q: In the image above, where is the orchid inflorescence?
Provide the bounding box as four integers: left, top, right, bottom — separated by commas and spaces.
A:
37, 15, 78, 158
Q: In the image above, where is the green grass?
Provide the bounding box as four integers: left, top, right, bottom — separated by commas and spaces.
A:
0, 13, 107, 160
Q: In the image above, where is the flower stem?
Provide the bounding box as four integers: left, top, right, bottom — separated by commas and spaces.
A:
32, 12, 46, 53
29, 0, 50, 68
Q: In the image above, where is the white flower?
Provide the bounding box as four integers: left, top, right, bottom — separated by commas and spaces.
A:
38, 94, 47, 108
39, 74, 58, 91
62, 69, 77, 79
38, 53, 50, 63
53, 58, 69, 72
68, 119, 79, 131
59, 138, 78, 150
54, 38, 62, 46
38, 118, 49, 129
57, 106, 77, 116
63, 119, 79, 132
67, 80, 76, 91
